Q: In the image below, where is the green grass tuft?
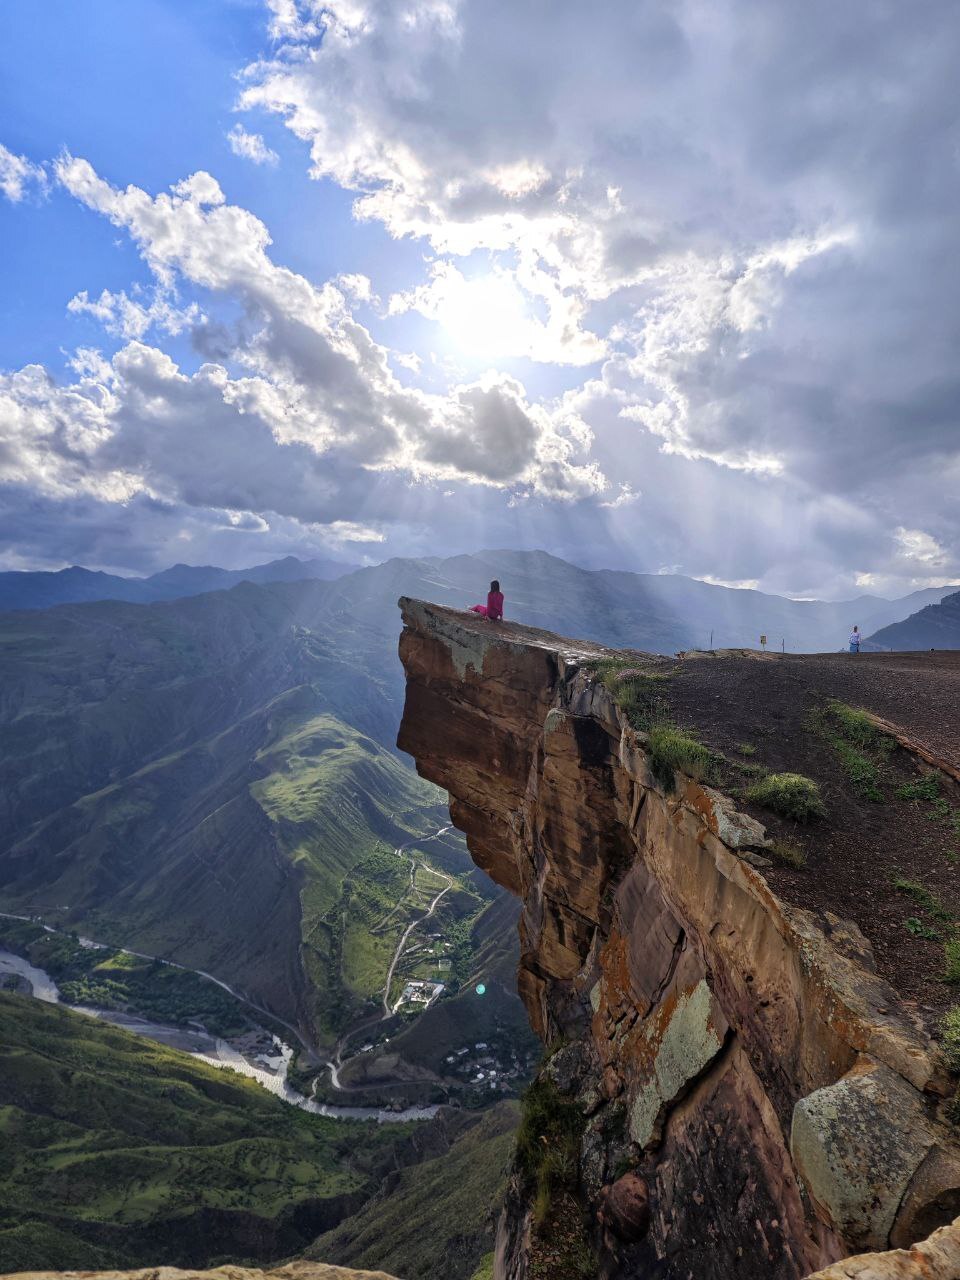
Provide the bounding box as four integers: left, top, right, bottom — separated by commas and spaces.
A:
469, 1252, 496, 1280
646, 725, 714, 789
590, 660, 671, 731
946, 939, 960, 984
769, 838, 806, 868
829, 738, 884, 801
736, 742, 757, 756
516, 1078, 584, 1227
808, 701, 894, 801
892, 876, 954, 922
897, 775, 942, 804
824, 699, 889, 750
905, 916, 941, 940
745, 772, 825, 822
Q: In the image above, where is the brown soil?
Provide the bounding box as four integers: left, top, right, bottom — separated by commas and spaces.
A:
653, 649, 960, 1026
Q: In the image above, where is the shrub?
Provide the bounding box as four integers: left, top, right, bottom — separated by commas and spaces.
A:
940, 1007, 960, 1072
746, 772, 825, 822
769, 838, 806, 868
946, 939, 960, 984
647, 725, 714, 789
905, 917, 941, 940
591, 660, 670, 731
737, 742, 757, 756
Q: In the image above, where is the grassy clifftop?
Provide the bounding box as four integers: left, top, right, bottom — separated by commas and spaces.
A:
0, 993, 404, 1274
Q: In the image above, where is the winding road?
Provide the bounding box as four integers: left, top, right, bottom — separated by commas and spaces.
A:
381, 869, 453, 1015
2, 820, 458, 1098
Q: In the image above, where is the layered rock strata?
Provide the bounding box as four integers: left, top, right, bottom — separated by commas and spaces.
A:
396, 599, 960, 1280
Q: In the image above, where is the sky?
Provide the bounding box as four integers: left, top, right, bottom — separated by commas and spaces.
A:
1, 0, 959, 599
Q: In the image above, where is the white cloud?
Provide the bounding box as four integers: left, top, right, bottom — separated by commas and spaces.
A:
0, 142, 47, 203
3, 158, 606, 523
67, 287, 204, 339
698, 575, 761, 592
227, 123, 279, 166
336, 272, 378, 306
234, 0, 960, 541
894, 526, 947, 566
600, 483, 639, 510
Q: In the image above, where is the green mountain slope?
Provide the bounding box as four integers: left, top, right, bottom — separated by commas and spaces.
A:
0, 585, 467, 1040
0, 993, 403, 1274
307, 1102, 518, 1280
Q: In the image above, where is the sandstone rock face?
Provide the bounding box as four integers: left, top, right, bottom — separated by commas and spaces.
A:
804, 1215, 960, 1279
396, 600, 960, 1280
6, 1265, 399, 1280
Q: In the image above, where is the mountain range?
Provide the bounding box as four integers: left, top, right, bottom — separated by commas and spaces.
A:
4, 546, 955, 649
867, 588, 960, 650
317, 548, 957, 654
0, 555, 358, 612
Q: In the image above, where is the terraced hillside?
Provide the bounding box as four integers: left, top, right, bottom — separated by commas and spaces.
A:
0, 993, 404, 1274
0, 584, 481, 1041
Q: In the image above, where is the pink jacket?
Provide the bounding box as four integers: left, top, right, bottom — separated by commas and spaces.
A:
487, 590, 504, 621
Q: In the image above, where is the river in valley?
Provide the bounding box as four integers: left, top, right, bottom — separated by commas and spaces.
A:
0, 948, 437, 1125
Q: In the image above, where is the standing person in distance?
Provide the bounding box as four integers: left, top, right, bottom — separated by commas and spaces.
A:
849, 625, 861, 654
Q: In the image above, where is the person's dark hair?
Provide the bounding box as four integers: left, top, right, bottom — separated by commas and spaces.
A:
490, 579, 500, 592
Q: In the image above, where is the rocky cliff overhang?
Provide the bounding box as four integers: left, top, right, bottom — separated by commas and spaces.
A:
397, 598, 960, 1280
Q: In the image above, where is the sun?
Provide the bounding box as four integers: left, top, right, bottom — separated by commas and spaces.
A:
435, 272, 535, 360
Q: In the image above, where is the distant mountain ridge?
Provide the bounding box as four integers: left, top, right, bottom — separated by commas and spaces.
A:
867, 588, 960, 650
318, 548, 959, 655
0, 554, 359, 611
2, 547, 955, 653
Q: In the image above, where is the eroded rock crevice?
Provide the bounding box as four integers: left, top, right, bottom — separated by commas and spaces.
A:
396, 598, 960, 1280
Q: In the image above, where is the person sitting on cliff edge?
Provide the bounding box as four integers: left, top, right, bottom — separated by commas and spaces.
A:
470, 579, 505, 622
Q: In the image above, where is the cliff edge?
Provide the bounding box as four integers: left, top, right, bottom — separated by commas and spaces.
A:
396, 598, 960, 1280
